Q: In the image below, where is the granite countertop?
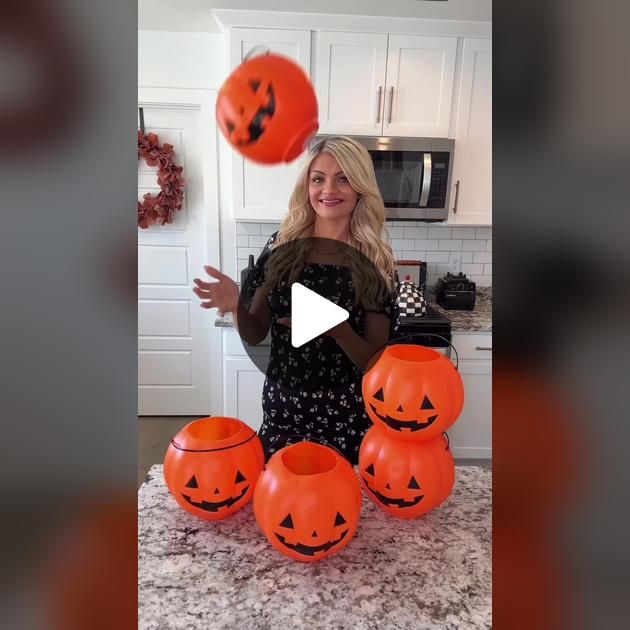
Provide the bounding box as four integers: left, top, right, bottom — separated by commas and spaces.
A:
215, 288, 492, 333
139, 465, 491, 629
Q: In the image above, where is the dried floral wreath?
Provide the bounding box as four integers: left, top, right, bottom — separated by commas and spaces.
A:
137, 130, 185, 229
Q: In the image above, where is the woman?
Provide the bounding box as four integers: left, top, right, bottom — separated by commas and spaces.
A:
193, 136, 395, 463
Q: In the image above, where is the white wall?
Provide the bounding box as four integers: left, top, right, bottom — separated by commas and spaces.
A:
138, 30, 226, 89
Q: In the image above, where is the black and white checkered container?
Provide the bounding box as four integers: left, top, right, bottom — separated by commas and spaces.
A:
396, 280, 427, 319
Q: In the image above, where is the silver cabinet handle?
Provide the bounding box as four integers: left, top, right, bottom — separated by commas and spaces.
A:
387, 86, 394, 123
419, 153, 432, 207
452, 179, 460, 214
475, 346, 492, 351
376, 86, 382, 123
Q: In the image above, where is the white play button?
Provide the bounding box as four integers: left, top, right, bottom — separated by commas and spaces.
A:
290, 283, 349, 348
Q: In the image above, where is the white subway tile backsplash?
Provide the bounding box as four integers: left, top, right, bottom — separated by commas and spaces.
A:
424, 251, 450, 263
386, 226, 405, 239
236, 222, 261, 235
475, 227, 492, 239
461, 240, 486, 251
235, 223, 492, 286
391, 239, 415, 250
438, 239, 463, 251
473, 251, 492, 264
414, 239, 439, 250
428, 226, 452, 239
471, 275, 492, 287
259, 223, 281, 236
461, 263, 483, 275
249, 234, 272, 248
451, 227, 477, 239
402, 251, 425, 260
403, 226, 429, 239
236, 247, 262, 259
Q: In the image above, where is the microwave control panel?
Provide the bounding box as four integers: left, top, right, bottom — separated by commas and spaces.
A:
426, 152, 451, 208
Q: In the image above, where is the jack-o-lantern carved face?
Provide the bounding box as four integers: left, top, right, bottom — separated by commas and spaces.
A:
363, 344, 464, 442
164, 417, 264, 522
218, 78, 276, 147
216, 53, 319, 165
359, 425, 455, 519
253, 441, 362, 562
274, 510, 349, 558
181, 469, 251, 514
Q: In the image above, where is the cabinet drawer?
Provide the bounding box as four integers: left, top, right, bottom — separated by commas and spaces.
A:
451, 333, 493, 361
224, 329, 271, 357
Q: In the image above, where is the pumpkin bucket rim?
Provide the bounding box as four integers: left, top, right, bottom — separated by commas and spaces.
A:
384, 344, 442, 364
171, 416, 254, 452
279, 441, 340, 477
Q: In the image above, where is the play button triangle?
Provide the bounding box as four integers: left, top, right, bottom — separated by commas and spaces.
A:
291, 282, 349, 348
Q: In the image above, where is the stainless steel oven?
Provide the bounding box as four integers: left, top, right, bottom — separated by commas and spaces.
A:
314, 135, 455, 222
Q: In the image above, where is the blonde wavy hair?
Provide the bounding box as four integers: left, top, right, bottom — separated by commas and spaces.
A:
262, 136, 395, 309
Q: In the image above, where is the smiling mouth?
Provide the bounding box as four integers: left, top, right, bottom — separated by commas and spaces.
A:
319, 199, 343, 206
182, 485, 249, 512
362, 478, 424, 508
369, 404, 438, 432
276, 529, 349, 557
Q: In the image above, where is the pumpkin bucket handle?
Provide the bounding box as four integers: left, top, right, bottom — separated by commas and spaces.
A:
442, 432, 450, 451
367, 333, 460, 370
243, 45, 271, 63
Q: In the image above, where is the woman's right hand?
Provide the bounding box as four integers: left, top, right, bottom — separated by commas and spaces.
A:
193, 265, 240, 316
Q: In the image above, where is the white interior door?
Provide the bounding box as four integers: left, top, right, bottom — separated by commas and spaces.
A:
138, 105, 211, 415
384, 34, 457, 137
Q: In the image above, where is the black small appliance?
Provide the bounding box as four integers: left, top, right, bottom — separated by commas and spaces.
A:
435, 272, 476, 310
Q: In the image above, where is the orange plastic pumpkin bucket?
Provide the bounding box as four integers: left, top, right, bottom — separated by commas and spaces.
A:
253, 441, 361, 562
163, 416, 264, 521
216, 52, 319, 164
363, 343, 464, 441
359, 425, 455, 519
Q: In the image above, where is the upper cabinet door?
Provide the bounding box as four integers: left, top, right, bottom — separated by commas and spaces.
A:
315, 31, 389, 136
228, 28, 311, 222
449, 38, 492, 225
384, 34, 457, 137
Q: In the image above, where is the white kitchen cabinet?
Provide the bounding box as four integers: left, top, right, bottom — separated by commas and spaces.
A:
449, 38, 492, 225
448, 332, 492, 459
315, 31, 388, 136
228, 28, 311, 221
223, 356, 268, 432
315, 31, 457, 137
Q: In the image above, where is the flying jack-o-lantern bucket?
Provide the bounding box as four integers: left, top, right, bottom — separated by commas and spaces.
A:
362, 342, 464, 442
253, 441, 362, 562
164, 416, 264, 521
216, 51, 319, 164
359, 425, 455, 519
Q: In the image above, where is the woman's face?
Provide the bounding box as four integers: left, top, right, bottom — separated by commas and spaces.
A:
308, 152, 359, 221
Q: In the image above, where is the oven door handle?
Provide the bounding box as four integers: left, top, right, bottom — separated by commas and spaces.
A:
419, 152, 432, 207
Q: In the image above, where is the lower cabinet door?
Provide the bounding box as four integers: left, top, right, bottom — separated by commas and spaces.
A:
223, 357, 268, 432
448, 360, 492, 460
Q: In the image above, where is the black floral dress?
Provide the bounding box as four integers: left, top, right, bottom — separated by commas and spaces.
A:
246, 232, 394, 464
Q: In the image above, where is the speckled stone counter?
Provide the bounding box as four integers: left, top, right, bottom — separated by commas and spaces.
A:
139, 465, 491, 630
430, 287, 492, 333
215, 289, 492, 333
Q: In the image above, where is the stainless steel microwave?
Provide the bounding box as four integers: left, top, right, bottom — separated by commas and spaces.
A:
313, 136, 455, 222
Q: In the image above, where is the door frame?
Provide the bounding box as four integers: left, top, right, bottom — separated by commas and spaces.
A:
138, 86, 223, 415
